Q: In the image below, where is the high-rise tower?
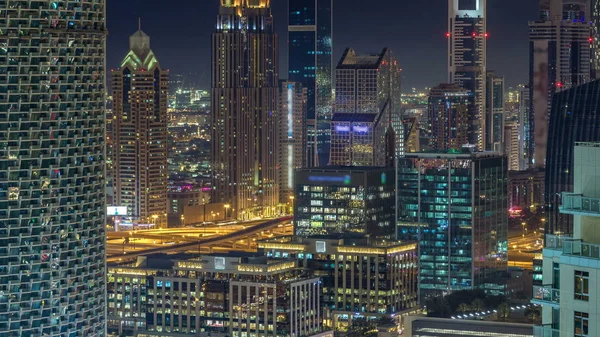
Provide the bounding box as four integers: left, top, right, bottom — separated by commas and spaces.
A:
334, 48, 403, 158
529, 0, 592, 167
288, 0, 333, 166
0, 1, 107, 335
112, 28, 169, 228
448, 0, 487, 151
212, 0, 279, 219
288, 0, 333, 167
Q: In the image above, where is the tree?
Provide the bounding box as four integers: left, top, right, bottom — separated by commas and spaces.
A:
471, 298, 484, 312
497, 302, 511, 322
426, 297, 451, 318
458, 303, 470, 315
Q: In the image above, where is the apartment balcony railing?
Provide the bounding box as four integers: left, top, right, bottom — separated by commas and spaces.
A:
533, 325, 560, 337
563, 240, 600, 260
531, 285, 560, 307
544, 234, 572, 250
560, 193, 600, 217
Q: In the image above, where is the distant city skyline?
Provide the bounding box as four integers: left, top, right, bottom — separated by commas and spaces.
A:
107, 0, 538, 90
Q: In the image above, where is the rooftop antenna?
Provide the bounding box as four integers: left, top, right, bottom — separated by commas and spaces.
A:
138, 17, 141, 31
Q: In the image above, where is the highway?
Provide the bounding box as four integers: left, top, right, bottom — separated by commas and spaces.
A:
106, 216, 293, 263
508, 231, 543, 269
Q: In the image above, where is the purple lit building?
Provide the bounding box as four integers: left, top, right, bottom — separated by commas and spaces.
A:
329, 113, 386, 166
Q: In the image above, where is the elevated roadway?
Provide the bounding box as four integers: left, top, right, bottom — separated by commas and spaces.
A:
106, 216, 293, 262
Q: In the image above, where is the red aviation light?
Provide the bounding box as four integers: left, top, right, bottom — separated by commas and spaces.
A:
472, 32, 476, 37
485, 33, 489, 38
589, 37, 594, 43
446, 32, 451, 37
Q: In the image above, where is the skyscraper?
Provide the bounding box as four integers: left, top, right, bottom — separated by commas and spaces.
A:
212, 0, 279, 219
428, 84, 473, 151
448, 0, 487, 151
504, 122, 520, 171
529, 0, 592, 167
545, 79, 600, 236
398, 151, 508, 299
279, 81, 308, 202
288, 0, 333, 167
334, 48, 402, 157
485, 71, 505, 152
534, 142, 600, 337
329, 113, 386, 166
112, 28, 168, 228
518, 84, 531, 170
0, 1, 107, 335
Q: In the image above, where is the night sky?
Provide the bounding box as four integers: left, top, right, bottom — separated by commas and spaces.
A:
107, 0, 539, 91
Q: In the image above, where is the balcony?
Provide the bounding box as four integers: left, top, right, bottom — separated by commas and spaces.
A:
531, 285, 560, 307
544, 234, 572, 250
560, 193, 600, 217
563, 240, 600, 260
533, 325, 560, 337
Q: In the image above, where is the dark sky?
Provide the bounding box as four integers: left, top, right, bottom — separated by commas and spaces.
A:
107, 0, 539, 91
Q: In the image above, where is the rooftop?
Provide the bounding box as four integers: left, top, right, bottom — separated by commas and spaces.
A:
337, 47, 389, 69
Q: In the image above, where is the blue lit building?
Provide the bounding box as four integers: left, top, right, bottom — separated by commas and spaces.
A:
397, 151, 508, 300
289, 0, 333, 166
294, 166, 396, 237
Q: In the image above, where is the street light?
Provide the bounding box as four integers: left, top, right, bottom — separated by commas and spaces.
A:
521, 222, 527, 237
180, 214, 185, 227
224, 204, 230, 220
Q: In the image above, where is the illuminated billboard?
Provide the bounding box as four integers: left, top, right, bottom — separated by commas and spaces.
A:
107, 206, 128, 216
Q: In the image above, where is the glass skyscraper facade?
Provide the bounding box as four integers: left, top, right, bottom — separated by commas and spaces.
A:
0, 1, 107, 335
545, 79, 600, 237
398, 152, 508, 300
289, 0, 333, 166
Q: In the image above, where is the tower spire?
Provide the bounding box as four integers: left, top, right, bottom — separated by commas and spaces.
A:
138, 17, 141, 31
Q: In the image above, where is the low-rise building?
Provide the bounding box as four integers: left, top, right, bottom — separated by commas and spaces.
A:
404, 317, 533, 337
258, 236, 419, 330
107, 253, 328, 337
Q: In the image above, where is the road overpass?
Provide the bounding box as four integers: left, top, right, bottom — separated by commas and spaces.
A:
106, 216, 293, 263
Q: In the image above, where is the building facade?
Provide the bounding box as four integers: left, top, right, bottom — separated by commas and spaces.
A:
518, 84, 531, 170
294, 167, 396, 237
529, 3, 592, 167
397, 151, 508, 299
112, 29, 168, 228
0, 1, 107, 335
448, 0, 487, 151
279, 81, 308, 202
533, 142, 600, 337
504, 121, 520, 171
485, 71, 505, 152
211, 0, 280, 219
107, 253, 328, 337
329, 113, 386, 167
428, 84, 472, 151
335, 48, 403, 157
508, 168, 545, 209
288, 0, 333, 167
258, 236, 419, 330
545, 79, 600, 236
